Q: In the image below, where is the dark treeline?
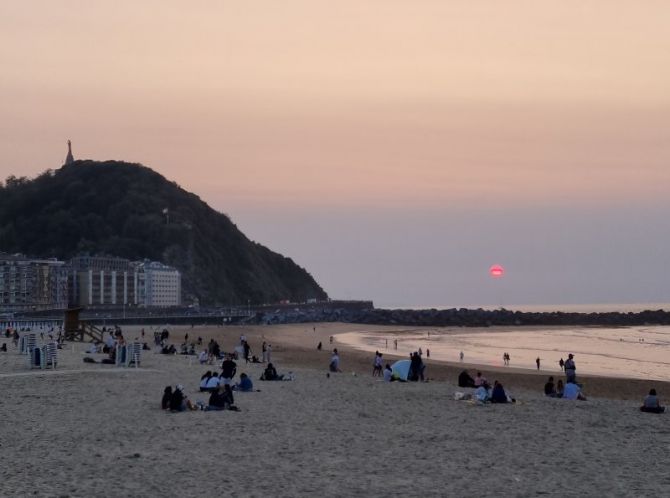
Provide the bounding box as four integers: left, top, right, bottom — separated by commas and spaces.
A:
0, 160, 327, 306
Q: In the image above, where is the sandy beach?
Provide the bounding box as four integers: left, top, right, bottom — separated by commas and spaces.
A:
2, 322, 669, 497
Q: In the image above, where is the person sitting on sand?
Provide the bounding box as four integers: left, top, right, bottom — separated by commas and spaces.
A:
640, 389, 665, 413
261, 363, 284, 381
199, 371, 212, 392
204, 371, 221, 391
169, 385, 197, 412
544, 376, 556, 396
234, 373, 254, 392
161, 386, 172, 410
563, 381, 587, 401
475, 382, 491, 403
474, 372, 487, 387
205, 385, 237, 411
458, 370, 476, 388
555, 379, 564, 398
329, 349, 342, 373
383, 363, 393, 382
490, 381, 510, 403
198, 350, 208, 365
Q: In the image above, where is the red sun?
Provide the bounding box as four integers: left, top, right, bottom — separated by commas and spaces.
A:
489, 264, 505, 278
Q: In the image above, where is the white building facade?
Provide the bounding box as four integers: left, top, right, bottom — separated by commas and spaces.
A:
70, 256, 181, 308
135, 261, 181, 307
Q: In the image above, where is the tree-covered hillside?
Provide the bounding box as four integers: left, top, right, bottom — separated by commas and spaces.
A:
0, 160, 328, 305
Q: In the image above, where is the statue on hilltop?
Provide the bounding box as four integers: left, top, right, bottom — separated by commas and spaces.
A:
65, 139, 75, 165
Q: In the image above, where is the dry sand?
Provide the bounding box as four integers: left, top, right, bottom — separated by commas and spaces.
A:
1, 322, 669, 497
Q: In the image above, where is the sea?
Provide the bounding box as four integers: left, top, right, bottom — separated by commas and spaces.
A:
337, 302, 670, 382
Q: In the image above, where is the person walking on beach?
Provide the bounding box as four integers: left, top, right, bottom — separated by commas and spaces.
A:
536, 357, 541, 370
330, 349, 342, 373
266, 344, 272, 363
459, 351, 464, 362
564, 354, 576, 383
261, 341, 267, 362
372, 351, 383, 377
559, 358, 565, 371
394, 339, 398, 350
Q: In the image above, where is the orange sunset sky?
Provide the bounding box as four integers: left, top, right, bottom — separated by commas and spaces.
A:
1, 1, 669, 307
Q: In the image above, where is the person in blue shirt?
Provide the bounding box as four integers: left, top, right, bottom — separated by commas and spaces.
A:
234, 373, 254, 392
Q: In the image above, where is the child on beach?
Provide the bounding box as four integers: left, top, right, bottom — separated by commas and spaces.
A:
383, 363, 393, 382
372, 352, 383, 377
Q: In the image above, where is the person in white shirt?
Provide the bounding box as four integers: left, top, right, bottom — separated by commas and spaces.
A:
205, 373, 221, 391
383, 364, 393, 382
198, 350, 208, 365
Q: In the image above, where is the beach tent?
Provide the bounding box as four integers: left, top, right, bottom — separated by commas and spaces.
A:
391, 360, 411, 381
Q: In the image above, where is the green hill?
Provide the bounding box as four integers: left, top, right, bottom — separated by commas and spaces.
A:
0, 160, 328, 305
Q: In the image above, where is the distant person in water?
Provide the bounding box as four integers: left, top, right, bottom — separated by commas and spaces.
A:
640, 389, 665, 413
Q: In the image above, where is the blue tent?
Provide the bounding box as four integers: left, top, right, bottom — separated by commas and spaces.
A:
391, 360, 411, 381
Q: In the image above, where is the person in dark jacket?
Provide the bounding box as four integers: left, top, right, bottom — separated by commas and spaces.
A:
458, 370, 476, 388
161, 386, 172, 410
490, 381, 509, 403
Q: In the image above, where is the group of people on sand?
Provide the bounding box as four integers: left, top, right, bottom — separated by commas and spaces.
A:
544, 376, 586, 400
456, 370, 515, 403
162, 384, 239, 412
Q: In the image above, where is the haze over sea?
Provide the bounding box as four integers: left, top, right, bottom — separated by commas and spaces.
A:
340, 302, 670, 382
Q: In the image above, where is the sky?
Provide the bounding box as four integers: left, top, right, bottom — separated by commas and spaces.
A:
1, 1, 670, 308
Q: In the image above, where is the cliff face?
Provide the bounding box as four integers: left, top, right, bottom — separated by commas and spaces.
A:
0, 160, 328, 305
